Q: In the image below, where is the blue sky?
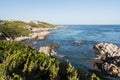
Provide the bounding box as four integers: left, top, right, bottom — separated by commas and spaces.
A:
0, 0, 120, 24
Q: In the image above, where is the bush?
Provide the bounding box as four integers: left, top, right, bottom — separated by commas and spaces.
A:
0, 22, 31, 39
0, 40, 108, 80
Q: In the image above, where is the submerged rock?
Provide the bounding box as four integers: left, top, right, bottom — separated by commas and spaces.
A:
93, 43, 120, 77
75, 40, 83, 45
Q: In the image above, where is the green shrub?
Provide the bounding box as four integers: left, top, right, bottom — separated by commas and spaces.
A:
0, 22, 31, 39
0, 40, 108, 80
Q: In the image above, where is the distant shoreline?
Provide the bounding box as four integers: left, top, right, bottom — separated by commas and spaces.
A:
14, 27, 58, 42
0, 20, 57, 41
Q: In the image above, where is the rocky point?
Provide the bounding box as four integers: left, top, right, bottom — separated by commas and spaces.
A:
93, 43, 120, 77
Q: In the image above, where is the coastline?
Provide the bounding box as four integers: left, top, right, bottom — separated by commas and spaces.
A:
0, 20, 60, 57
14, 27, 58, 42
14, 26, 59, 57
1, 23, 120, 79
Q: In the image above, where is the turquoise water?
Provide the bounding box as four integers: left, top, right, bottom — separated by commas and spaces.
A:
23, 25, 120, 70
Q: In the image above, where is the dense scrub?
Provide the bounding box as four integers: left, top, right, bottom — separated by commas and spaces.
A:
0, 25, 31, 39
0, 40, 108, 80
0, 21, 31, 39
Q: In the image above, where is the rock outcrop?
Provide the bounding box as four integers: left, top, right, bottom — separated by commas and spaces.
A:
39, 46, 56, 57
14, 28, 56, 41
93, 43, 120, 77
39, 44, 59, 57
39, 46, 51, 55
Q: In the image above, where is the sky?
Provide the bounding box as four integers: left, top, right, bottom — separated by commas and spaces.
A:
0, 0, 120, 24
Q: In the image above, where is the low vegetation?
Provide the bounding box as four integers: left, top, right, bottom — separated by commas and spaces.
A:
0, 40, 107, 80
28, 21, 56, 28
0, 20, 55, 39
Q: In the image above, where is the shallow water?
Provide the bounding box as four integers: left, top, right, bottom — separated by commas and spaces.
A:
23, 25, 120, 70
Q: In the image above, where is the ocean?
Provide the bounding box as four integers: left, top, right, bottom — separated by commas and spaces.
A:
23, 25, 120, 70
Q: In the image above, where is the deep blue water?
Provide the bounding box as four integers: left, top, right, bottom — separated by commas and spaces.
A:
23, 25, 120, 70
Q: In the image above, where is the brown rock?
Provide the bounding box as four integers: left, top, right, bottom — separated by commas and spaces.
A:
93, 43, 120, 77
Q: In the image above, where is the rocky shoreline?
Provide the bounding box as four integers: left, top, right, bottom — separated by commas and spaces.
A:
93, 43, 120, 77
14, 27, 57, 42
14, 27, 59, 57
0, 20, 60, 56
0, 20, 58, 42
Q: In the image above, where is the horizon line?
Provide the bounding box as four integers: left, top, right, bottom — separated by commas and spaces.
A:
55, 24, 120, 25
1, 19, 120, 25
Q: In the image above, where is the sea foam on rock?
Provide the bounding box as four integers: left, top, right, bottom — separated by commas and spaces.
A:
93, 43, 120, 77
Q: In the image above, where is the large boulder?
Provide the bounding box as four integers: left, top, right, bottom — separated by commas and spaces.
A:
39, 46, 51, 55
93, 43, 120, 58
39, 46, 56, 57
93, 43, 120, 77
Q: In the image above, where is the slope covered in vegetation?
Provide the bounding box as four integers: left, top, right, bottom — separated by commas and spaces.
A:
0, 20, 56, 39
0, 40, 107, 80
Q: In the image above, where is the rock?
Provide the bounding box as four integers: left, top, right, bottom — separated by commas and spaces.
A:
14, 28, 51, 41
37, 31, 50, 40
39, 46, 56, 57
14, 36, 29, 41
93, 43, 120, 77
39, 46, 50, 55
103, 63, 118, 75
93, 43, 120, 58
75, 40, 83, 45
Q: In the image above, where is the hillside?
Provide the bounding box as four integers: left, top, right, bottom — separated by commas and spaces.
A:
0, 20, 56, 40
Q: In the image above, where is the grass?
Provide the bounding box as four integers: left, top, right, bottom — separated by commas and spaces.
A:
0, 21, 32, 39
28, 21, 56, 28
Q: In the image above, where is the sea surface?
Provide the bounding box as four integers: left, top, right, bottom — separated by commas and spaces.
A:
23, 25, 120, 70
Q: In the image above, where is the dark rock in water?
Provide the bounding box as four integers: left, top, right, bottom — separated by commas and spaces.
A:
93, 43, 120, 77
